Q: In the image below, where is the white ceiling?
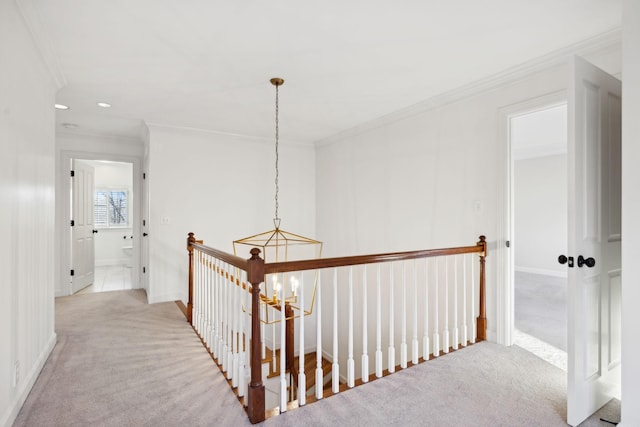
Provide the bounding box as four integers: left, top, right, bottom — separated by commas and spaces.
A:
33, 0, 622, 144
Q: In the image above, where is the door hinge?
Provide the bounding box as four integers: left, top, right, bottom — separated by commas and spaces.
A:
70, 220, 74, 227
143, 267, 146, 274
70, 269, 75, 276
70, 170, 75, 177
143, 172, 146, 180
506, 240, 510, 248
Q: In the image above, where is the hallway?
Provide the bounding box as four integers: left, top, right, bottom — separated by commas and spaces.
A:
13, 290, 619, 426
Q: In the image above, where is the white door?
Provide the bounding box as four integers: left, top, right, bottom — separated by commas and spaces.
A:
141, 163, 149, 291
567, 56, 621, 426
71, 160, 96, 294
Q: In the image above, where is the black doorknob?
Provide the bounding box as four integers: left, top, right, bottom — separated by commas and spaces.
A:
143, 232, 148, 237
558, 255, 574, 267
578, 255, 595, 268
92, 229, 98, 234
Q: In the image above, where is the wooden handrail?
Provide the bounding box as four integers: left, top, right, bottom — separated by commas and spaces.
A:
191, 242, 249, 270
263, 244, 484, 274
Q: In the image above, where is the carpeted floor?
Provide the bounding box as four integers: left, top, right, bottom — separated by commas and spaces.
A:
14, 290, 618, 427
515, 271, 567, 351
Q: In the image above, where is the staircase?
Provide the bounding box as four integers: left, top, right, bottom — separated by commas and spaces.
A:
262, 347, 333, 408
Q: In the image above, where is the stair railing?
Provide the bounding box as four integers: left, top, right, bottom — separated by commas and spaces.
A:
184, 233, 487, 424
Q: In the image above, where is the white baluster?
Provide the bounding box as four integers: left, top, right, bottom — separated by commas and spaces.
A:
347, 267, 355, 388
279, 279, 287, 413
298, 273, 306, 406
332, 268, 339, 394
193, 252, 199, 334
432, 258, 440, 357
216, 259, 222, 361
452, 256, 459, 350
375, 265, 383, 378
470, 254, 476, 343
261, 304, 266, 360
220, 263, 226, 368
207, 258, 211, 343
193, 252, 200, 336
271, 307, 277, 373
423, 258, 430, 360
242, 272, 250, 406
461, 254, 468, 347
361, 266, 369, 383
315, 272, 324, 400
232, 271, 239, 387
400, 262, 407, 369
412, 259, 419, 364
443, 257, 450, 354
213, 262, 219, 351
224, 265, 230, 373
205, 257, 211, 349
200, 254, 205, 339
207, 257, 213, 350
388, 262, 395, 373
212, 259, 217, 360
199, 255, 204, 345
237, 271, 245, 398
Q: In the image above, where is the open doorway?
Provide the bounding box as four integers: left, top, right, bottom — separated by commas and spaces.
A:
58, 150, 143, 298
73, 159, 135, 294
510, 102, 568, 370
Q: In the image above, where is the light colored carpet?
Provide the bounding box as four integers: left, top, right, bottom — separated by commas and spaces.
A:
14, 290, 618, 427
515, 271, 567, 351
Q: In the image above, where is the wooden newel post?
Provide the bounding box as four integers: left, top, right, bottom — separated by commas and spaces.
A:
246, 248, 266, 424
285, 303, 295, 372
187, 232, 196, 325
476, 235, 487, 341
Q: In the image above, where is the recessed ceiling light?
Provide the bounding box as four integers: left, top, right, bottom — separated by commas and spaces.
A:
55, 103, 69, 110
97, 102, 111, 108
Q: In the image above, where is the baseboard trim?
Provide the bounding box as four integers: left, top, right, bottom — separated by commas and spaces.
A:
515, 266, 567, 278
148, 292, 185, 305
1, 333, 57, 427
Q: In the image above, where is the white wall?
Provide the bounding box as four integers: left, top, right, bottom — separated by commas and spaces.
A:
514, 154, 567, 276
315, 42, 621, 373
620, 1, 640, 425
55, 133, 143, 296
146, 125, 316, 304
0, 1, 58, 425
83, 161, 134, 266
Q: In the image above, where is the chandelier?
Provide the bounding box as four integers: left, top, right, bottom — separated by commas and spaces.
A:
234, 78, 322, 323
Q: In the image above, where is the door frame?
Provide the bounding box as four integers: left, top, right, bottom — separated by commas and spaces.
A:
57, 149, 143, 296
496, 89, 567, 346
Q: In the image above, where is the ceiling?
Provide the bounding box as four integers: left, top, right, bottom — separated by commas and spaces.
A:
33, 0, 622, 144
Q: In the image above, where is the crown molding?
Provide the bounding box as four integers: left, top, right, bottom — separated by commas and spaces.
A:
16, 0, 67, 89
315, 27, 622, 147
145, 122, 314, 148
56, 129, 143, 146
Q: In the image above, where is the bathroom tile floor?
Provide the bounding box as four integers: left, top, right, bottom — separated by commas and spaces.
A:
76, 265, 133, 294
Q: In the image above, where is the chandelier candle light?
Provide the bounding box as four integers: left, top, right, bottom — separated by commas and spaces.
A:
233, 78, 322, 323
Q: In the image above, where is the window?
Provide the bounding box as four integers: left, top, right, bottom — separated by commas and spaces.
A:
95, 189, 128, 227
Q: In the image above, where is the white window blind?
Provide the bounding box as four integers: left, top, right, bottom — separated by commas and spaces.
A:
94, 189, 128, 227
